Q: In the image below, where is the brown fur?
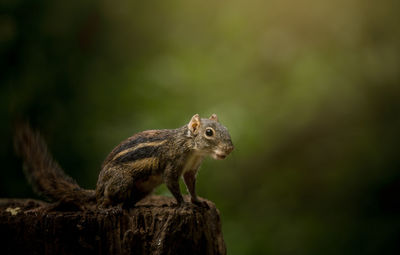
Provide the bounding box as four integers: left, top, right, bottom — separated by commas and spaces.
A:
14, 124, 95, 207
15, 114, 234, 209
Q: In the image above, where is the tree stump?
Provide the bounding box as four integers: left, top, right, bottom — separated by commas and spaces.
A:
0, 195, 226, 255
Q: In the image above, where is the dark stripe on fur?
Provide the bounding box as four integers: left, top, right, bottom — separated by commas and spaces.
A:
116, 145, 163, 163
112, 134, 168, 155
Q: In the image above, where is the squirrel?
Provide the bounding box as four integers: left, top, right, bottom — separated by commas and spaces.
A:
14, 114, 234, 209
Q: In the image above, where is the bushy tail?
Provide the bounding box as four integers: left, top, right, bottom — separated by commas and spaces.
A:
14, 124, 95, 206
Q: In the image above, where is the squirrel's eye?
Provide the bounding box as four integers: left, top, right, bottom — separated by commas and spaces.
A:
205, 128, 214, 137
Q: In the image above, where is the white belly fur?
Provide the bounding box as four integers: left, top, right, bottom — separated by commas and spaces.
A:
182, 153, 205, 174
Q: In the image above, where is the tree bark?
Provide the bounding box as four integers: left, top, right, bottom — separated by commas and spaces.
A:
0, 196, 226, 255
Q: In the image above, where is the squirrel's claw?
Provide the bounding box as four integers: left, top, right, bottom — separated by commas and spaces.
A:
191, 198, 210, 209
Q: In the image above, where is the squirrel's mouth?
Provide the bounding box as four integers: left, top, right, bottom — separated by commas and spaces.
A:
211, 145, 233, 160
216, 153, 227, 159
212, 152, 228, 160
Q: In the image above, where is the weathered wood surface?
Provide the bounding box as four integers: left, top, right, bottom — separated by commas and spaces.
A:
0, 195, 226, 255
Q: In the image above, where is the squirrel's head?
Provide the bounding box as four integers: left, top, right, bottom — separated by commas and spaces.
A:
187, 114, 234, 160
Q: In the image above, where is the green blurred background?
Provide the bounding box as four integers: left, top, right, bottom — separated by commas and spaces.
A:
1, 0, 400, 254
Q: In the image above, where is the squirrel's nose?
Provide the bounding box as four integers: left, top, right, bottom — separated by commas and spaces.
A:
225, 141, 234, 154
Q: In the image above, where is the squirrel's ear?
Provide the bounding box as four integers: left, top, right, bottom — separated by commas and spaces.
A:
188, 114, 201, 134
209, 114, 219, 122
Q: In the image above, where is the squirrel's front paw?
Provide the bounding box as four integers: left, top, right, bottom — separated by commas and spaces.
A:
191, 198, 210, 209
